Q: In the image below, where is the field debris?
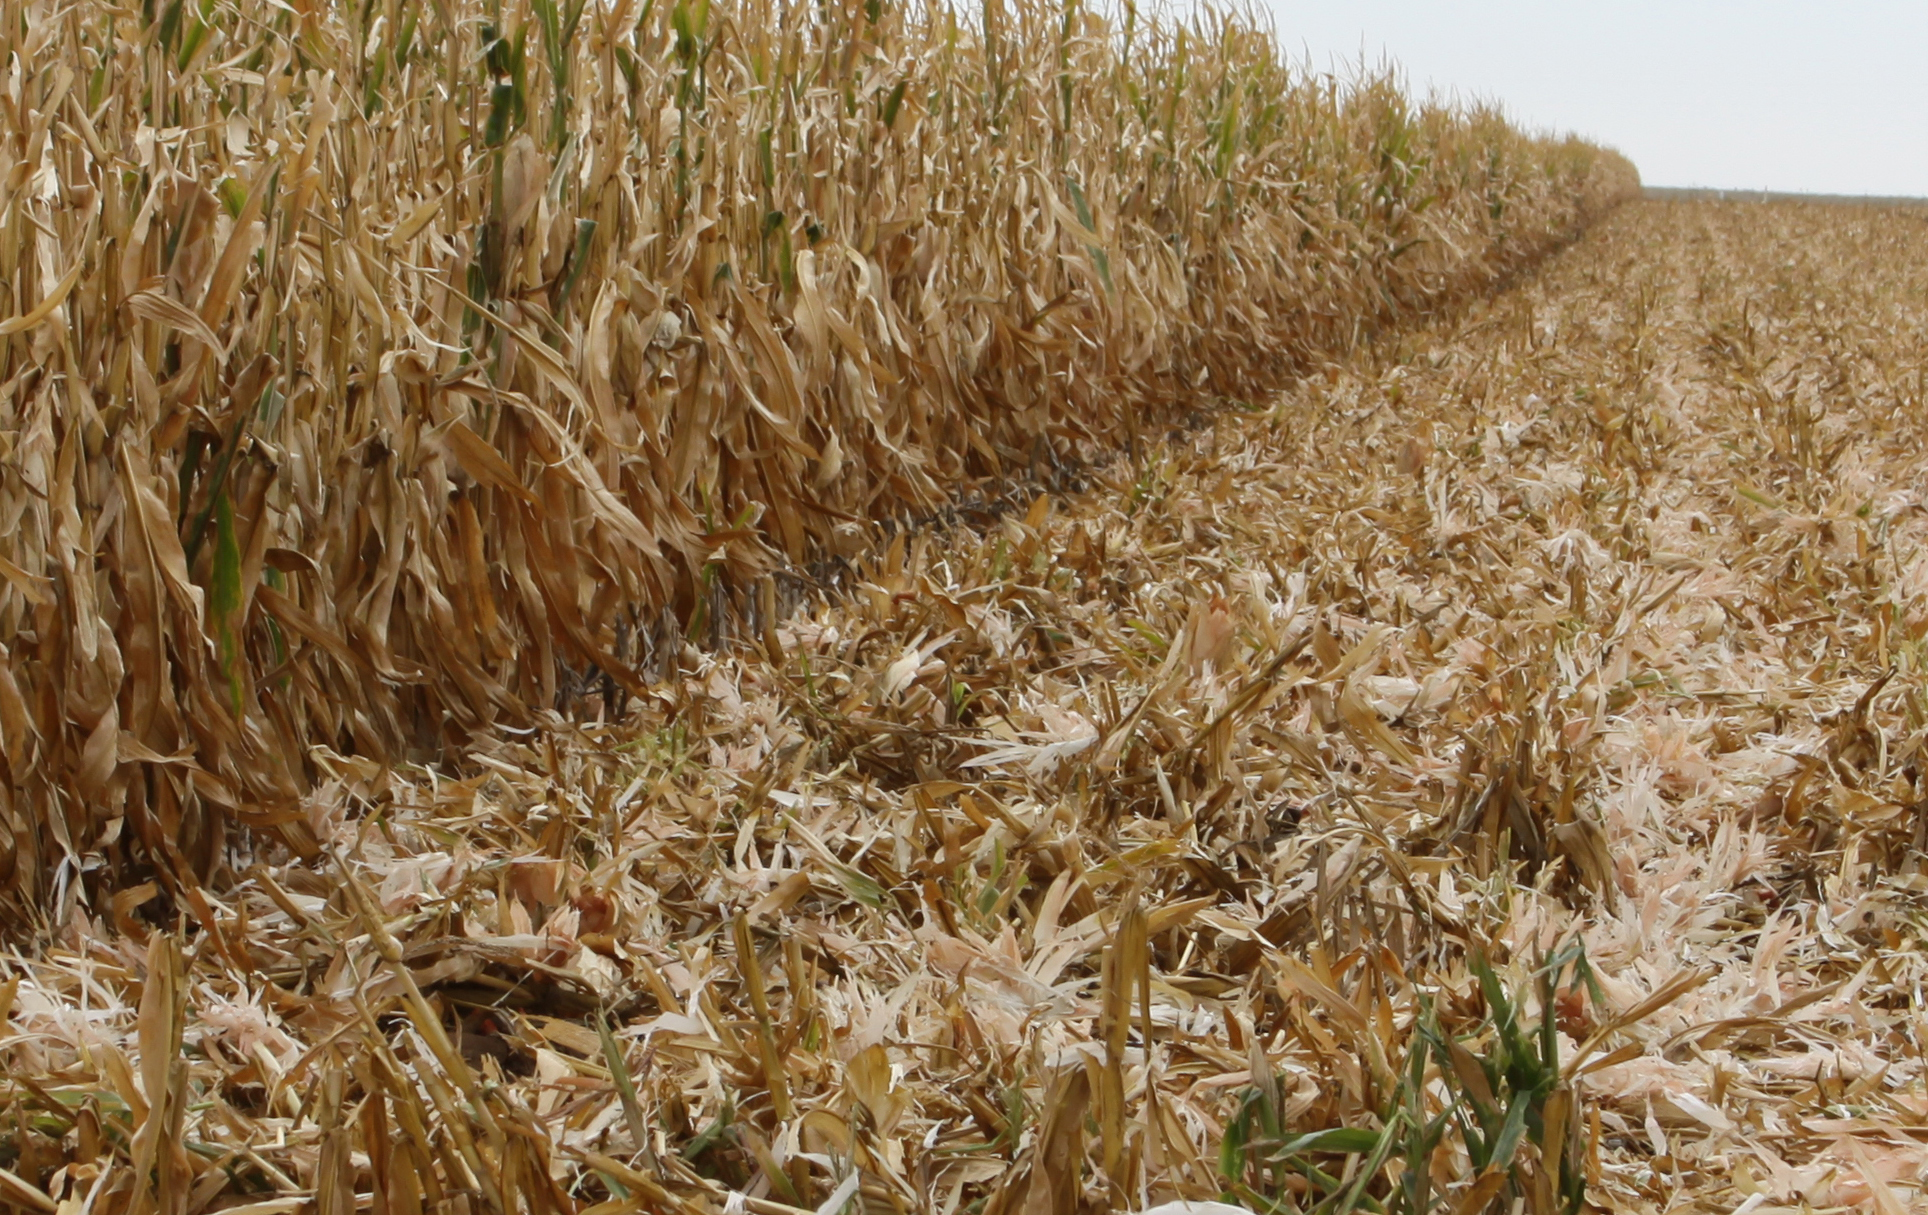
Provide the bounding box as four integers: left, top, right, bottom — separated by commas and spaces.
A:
0, 0, 1629, 906
2, 0, 1918, 1211
8, 196, 1928, 1213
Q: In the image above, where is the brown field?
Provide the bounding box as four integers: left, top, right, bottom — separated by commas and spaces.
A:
0, 0, 1628, 917
0, 1, 1638, 1204
13, 2, 1928, 1214
11, 192, 1928, 1213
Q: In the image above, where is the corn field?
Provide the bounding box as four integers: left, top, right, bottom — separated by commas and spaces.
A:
0, 0, 1631, 912
13, 191, 1928, 1215
0, 0, 1706, 1212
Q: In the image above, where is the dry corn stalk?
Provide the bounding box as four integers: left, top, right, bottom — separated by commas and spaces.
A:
0, 0, 1630, 914
6, 194, 1928, 1215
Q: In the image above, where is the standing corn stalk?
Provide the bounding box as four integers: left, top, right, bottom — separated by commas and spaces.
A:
0, 0, 1633, 917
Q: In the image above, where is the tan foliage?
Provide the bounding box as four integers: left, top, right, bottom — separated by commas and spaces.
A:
0, 0, 1630, 908
10, 196, 1928, 1213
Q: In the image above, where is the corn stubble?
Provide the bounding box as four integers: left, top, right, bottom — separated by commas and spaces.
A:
0, 0, 1738, 1209
1, 18, 1923, 1202
0, 0, 1629, 905
13, 189, 1928, 1215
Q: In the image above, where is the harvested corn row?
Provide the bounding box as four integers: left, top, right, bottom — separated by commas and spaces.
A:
7, 197, 1927, 1215
0, 0, 1630, 905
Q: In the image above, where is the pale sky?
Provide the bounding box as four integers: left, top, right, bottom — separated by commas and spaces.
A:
1263, 0, 1928, 197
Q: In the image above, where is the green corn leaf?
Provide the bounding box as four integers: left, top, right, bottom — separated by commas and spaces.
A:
1270, 1127, 1387, 1158
1487, 1092, 1534, 1173
484, 79, 515, 146
211, 489, 245, 716
1334, 1112, 1402, 1215
217, 177, 249, 218
555, 219, 597, 311
834, 863, 886, 908
596, 1011, 651, 1152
